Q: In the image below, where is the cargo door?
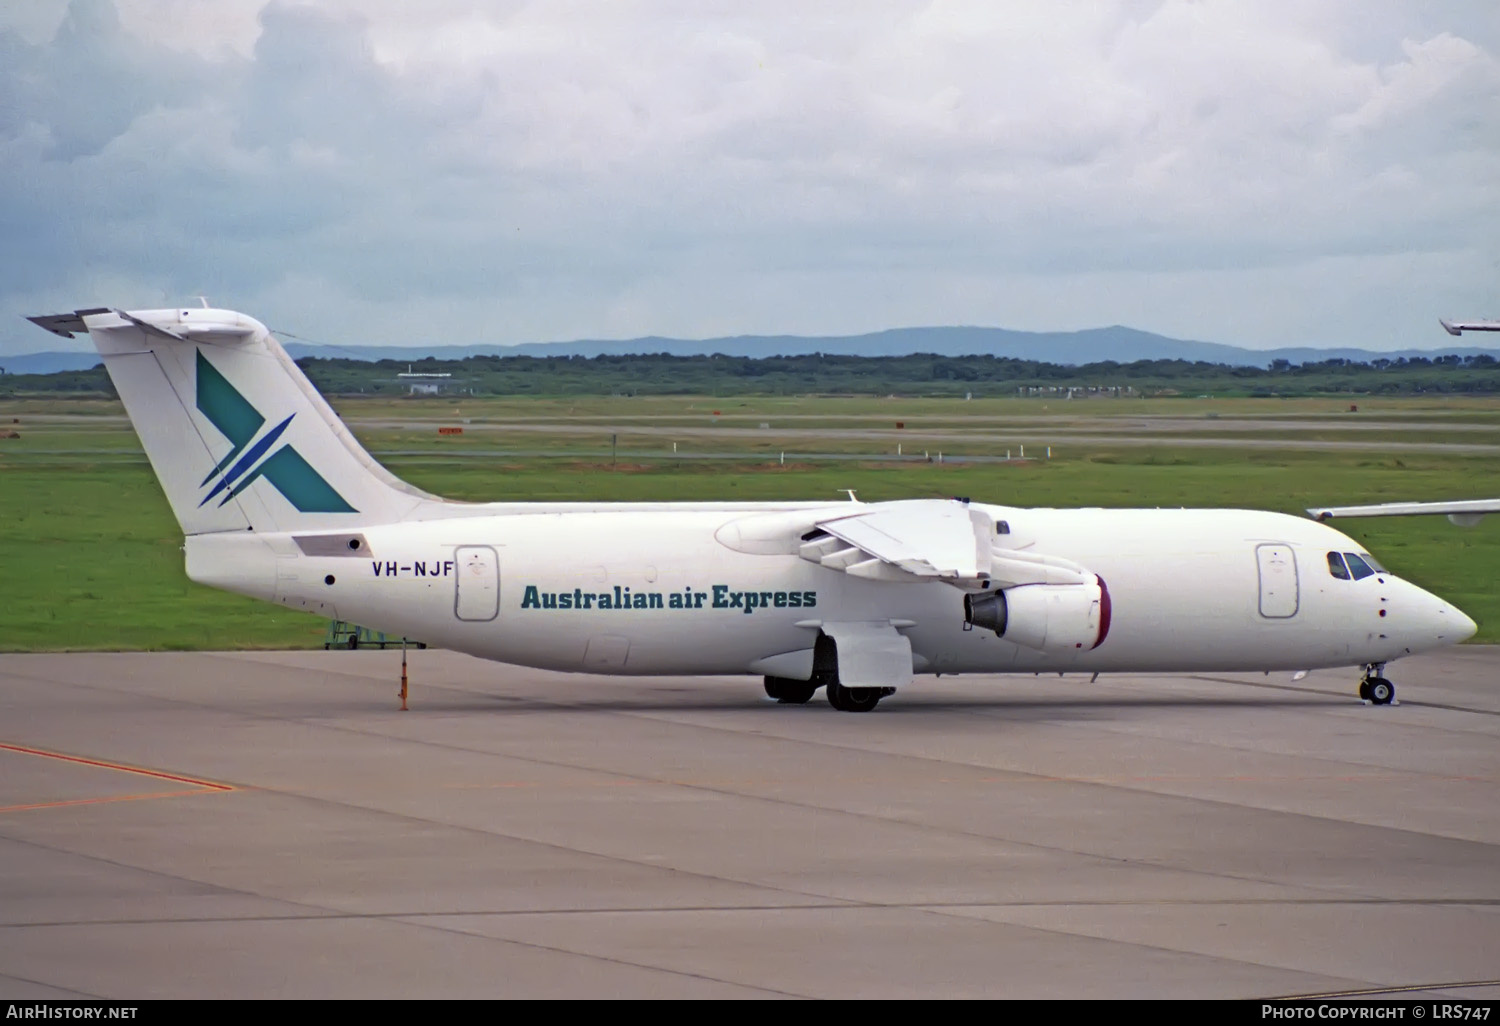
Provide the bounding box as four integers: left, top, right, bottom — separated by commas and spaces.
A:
454, 545, 500, 621
1255, 543, 1299, 619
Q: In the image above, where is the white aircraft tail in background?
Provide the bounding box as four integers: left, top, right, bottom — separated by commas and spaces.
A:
29, 306, 1478, 711
1308, 499, 1500, 528
1312, 316, 1500, 526
1439, 318, 1500, 335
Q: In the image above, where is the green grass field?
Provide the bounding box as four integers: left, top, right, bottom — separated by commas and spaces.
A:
1, 394, 1496, 650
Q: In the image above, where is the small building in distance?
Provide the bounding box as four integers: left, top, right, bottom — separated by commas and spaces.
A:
1018, 385, 1135, 398
396, 365, 458, 395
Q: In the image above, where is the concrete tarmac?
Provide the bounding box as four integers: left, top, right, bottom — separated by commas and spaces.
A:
2, 647, 1497, 1000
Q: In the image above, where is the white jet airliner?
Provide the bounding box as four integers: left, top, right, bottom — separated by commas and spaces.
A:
29, 307, 1478, 711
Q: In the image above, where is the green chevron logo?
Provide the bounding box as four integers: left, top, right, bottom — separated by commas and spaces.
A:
195, 350, 355, 513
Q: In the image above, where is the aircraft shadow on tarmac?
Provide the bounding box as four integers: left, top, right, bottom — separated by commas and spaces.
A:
416, 690, 1350, 717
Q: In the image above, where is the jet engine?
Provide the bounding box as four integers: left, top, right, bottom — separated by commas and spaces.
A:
964, 576, 1112, 652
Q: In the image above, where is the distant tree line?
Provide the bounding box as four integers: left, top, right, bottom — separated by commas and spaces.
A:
4, 351, 1499, 398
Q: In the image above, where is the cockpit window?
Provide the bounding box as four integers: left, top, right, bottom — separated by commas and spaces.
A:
1343, 552, 1375, 580
1326, 551, 1350, 580
1360, 552, 1385, 573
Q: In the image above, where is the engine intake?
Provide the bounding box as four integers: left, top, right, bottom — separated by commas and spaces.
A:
965, 577, 1111, 652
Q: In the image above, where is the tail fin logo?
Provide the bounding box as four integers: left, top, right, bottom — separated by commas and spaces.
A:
195, 350, 356, 513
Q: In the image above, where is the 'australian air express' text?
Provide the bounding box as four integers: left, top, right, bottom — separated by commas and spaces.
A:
521, 585, 817, 614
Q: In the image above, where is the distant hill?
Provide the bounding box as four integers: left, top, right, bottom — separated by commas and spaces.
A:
1, 351, 104, 375
295, 330, 1500, 371
8, 324, 1500, 373
282, 325, 1500, 367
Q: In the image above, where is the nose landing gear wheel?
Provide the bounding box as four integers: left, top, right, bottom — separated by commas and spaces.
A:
1358, 663, 1393, 705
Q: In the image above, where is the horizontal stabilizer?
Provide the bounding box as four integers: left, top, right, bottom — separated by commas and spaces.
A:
114, 309, 189, 342
26, 309, 110, 338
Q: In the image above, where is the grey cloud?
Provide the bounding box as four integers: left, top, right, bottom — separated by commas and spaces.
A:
0, 0, 219, 160
1, 0, 1497, 354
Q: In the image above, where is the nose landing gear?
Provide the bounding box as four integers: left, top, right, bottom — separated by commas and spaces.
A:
1359, 663, 1395, 706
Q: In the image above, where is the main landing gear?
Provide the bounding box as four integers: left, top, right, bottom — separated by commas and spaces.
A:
762, 675, 894, 711
1358, 663, 1395, 706
826, 681, 896, 713
763, 676, 817, 705
763, 634, 898, 712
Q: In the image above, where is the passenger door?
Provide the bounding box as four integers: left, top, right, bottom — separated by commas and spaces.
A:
454, 545, 500, 621
1255, 543, 1299, 619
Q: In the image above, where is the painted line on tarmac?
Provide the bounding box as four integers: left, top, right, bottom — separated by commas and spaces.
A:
0, 741, 235, 814
1274, 978, 1500, 1000
10, 897, 1500, 930
1187, 675, 1500, 718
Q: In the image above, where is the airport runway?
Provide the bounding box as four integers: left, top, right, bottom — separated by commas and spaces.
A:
2, 648, 1497, 999
346, 420, 1500, 455
18, 412, 1500, 456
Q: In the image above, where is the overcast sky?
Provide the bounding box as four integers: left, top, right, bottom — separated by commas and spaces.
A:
3, 0, 1497, 356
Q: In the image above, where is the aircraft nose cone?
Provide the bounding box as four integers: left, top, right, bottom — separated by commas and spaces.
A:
1386, 578, 1477, 653
1413, 589, 1477, 647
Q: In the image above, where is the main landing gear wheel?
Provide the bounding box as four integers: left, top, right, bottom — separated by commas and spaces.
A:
826, 681, 892, 713
763, 676, 817, 704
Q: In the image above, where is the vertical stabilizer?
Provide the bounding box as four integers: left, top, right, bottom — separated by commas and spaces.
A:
33, 307, 430, 535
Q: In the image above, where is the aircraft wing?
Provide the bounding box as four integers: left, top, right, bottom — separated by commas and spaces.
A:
801, 499, 1091, 588
1308, 499, 1500, 527
1439, 319, 1500, 336
814, 500, 987, 580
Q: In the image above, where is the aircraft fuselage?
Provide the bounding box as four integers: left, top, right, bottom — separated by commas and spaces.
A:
187, 503, 1468, 678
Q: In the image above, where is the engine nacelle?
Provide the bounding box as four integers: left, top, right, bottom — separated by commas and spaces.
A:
964, 577, 1112, 652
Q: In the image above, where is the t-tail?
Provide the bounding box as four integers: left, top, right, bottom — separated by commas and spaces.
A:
28, 307, 433, 535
